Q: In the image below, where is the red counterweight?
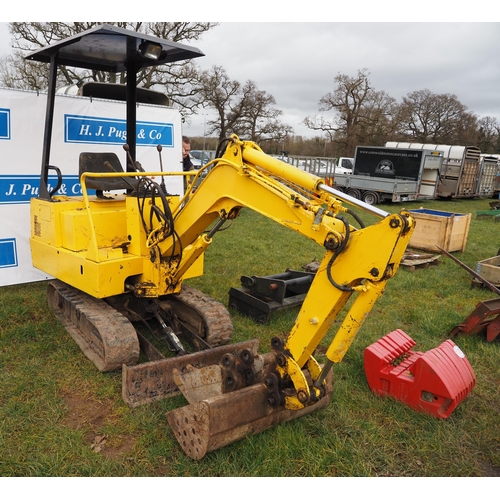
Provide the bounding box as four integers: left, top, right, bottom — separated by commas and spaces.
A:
364, 329, 476, 419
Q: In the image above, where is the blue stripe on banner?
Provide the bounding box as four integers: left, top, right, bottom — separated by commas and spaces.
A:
0, 175, 90, 204
0, 238, 17, 268
0, 108, 10, 139
64, 115, 174, 147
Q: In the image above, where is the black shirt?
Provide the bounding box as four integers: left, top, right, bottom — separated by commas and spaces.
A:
183, 155, 194, 171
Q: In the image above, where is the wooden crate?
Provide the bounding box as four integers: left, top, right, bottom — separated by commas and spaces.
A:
476, 255, 500, 285
408, 209, 471, 252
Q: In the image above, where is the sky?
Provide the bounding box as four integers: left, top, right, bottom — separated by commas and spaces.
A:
1, 14, 499, 142
182, 22, 500, 139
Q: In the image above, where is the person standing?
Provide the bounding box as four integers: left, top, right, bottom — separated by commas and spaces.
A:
182, 136, 194, 192
182, 136, 194, 172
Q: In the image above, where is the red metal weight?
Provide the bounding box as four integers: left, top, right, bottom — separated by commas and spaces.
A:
364, 329, 476, 419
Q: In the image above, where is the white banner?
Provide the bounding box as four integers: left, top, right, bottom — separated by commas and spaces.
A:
0, 87, 184, 287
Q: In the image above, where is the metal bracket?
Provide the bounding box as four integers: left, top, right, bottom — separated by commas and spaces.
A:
228, 269, 315, 324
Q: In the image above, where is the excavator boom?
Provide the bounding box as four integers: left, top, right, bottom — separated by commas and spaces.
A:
163, 137, 414, 455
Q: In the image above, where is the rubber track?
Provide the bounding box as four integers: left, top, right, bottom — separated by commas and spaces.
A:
47, 280, 140, 372
163, 284, 233, 347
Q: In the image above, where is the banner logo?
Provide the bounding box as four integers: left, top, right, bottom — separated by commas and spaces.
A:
0, 175, 88, 204
64, 115, 174, 147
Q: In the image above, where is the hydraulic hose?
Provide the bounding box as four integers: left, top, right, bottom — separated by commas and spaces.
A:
326, 216, 355, 293
346, 208, 365, 228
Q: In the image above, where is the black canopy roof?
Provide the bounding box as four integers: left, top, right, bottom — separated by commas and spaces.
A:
25, 23, 204, 71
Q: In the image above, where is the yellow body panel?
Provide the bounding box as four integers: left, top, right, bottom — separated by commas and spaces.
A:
30, 237, 143, 298
30, 192, 204, 298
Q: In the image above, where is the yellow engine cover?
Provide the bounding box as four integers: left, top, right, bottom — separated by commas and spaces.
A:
30, 195, 203, 299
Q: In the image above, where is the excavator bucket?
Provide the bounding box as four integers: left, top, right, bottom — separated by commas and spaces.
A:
122, 339, 333, 459
166, 366, 333, 460
122, 339, 262, 407
124, 337, 334, 459
449, 298, 500, 342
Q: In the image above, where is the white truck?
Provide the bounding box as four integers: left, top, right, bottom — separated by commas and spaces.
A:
386, 142, 482, 199
0, 85, 185, 287
332, 157, 354, 174
331, 145, 443, 205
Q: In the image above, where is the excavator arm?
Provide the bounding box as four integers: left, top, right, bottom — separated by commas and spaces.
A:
129, 136, 415, 411
151, 136, 415, 458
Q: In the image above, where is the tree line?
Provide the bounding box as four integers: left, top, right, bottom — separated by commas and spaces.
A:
300, 68, 500, 158
1, 23, 499, 158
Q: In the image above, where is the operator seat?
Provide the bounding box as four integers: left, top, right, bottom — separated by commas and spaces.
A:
79, 152, 139, 198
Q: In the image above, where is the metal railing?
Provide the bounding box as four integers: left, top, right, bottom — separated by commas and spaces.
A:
272, 156, 346, 177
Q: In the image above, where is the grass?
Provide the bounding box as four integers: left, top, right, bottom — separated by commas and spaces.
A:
1, 196, 499, 478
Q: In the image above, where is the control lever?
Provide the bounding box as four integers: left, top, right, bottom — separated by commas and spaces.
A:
103, 161, 137, 191
157, 144, 167, 192
123, 144, 145, 172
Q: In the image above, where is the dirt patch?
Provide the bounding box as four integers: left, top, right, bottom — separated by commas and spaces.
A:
61, 392, 135, 460
62, 393, 110, 430
480, 460, 500, 477
86, 431, 135, 460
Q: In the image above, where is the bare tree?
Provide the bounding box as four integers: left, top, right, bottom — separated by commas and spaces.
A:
303, 69, 395, 156
395, 89, 475, 144
198, 65, 241, 141
454, 111, 480, 147
477, 116, 500, 153
233, 81, 292, 143
0, 22, 218, 113
199, 67, 292, 143
356, 87, 398, 147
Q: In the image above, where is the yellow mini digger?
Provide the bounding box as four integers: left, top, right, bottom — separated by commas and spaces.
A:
27, 24, 416, 459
